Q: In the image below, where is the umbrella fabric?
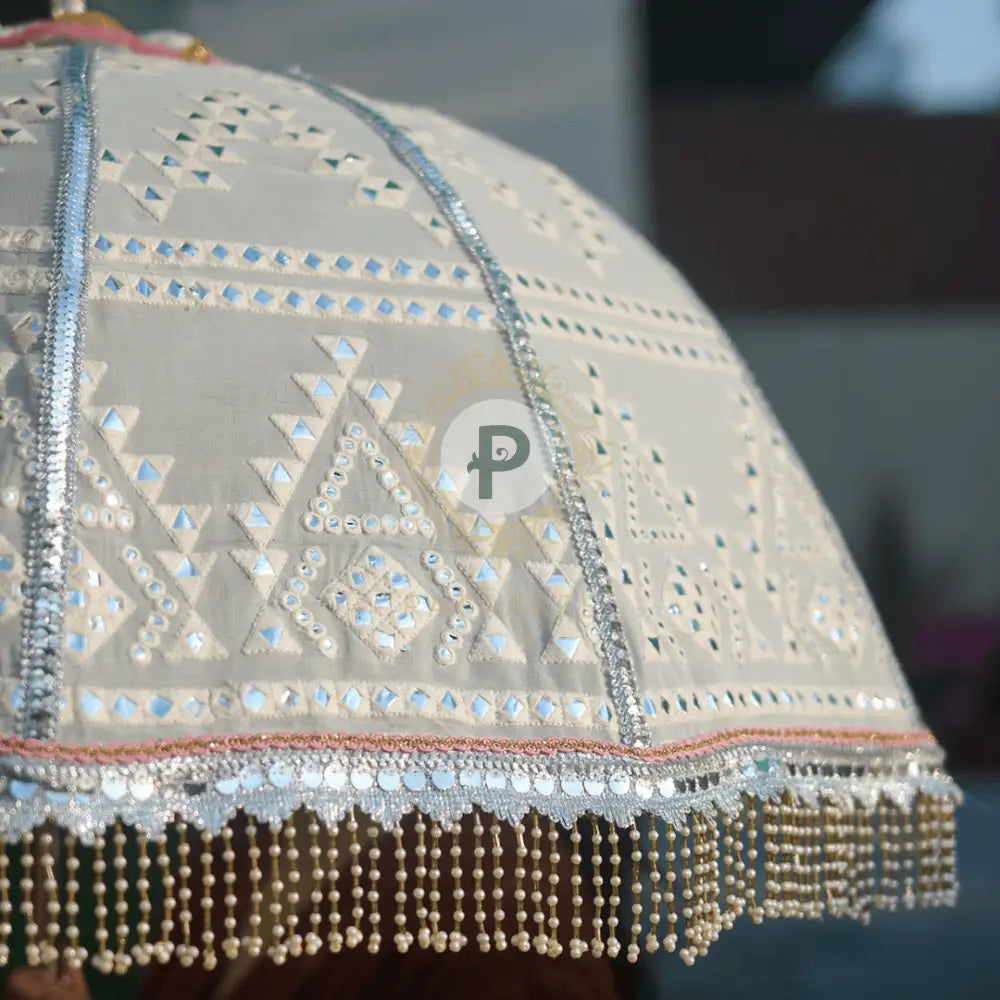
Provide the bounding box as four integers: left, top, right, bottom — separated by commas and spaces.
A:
0, 33, 957, 977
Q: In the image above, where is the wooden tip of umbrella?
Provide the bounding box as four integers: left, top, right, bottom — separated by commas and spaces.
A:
0, 791, 958, 974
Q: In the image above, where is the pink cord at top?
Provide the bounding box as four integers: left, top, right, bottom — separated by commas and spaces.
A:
0, 18, 218, 62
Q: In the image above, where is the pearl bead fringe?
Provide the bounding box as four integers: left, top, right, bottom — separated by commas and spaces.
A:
0, 792, 957, 973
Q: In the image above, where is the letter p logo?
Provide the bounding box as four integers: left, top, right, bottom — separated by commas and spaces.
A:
466, 424, 531, 499
439, 398, 550, 515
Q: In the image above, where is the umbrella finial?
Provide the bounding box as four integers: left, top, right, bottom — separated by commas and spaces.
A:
52, 1, 87, 16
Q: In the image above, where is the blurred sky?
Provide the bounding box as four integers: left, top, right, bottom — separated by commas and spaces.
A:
822, 0, 1000, 109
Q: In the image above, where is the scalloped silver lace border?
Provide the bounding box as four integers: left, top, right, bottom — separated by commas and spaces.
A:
0, 740, 957, 842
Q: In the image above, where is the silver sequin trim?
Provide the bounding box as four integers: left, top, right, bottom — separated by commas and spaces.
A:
292, 73, 651, 748
0, 741, 955, 842
16, 47, 100, 740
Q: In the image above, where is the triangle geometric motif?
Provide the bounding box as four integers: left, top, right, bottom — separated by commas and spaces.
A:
350, 175, 410, 211
309, 148, 368, 179
527, 560, 580, 609
386, 419, 433, 468
618, 440, 696, 549
114, 91, 273, 222
0, 350, 23, 387
244, 605, 302, 656
719, 557, 800, 668
228, 365, 340, 554
541, 163, 620, 276
411, 120, 611, 273
540, 590, 601, 664
267, 100, 413, 210
228, 342, 354, 655
456, 554, 510, 605
298, 418, 436, 541
313, 334, 368, 377
275, 118, 334, 150
579, 359, 697, 551
804, 576, 864, 664
209, 89, 422, 223
183, 90, 272, 128
79, 360, 108, 405
481, 126, 614, 269
84, 371, 218, 609
136, 142, 231, 193
293, 372, 345, 418
469, 613, 526, 663
87, 403, 139, 449
230, 547, 289, 597
370, 394, 507, 557
154, 504, 211, 554
166, 609, 226, 661
520, 515, 570, 562
729, 386, 850, 668
270, 412, 325, 462
692, 532, 764, 669
456, 555, 525, 663
731, 388, 765, 537
64, 542, 133, 660
568, 373, 618, 512
115, 452, 176, 505
155, 550, 217, 605
583, 362, 782, 669
629, 551, 724, 665
270, 418, 482, 665
735, 384, 837, 562
772, 450, 838, 562
350, 377, 403, 426
409, 211, 453, 248
442, 490, 506, 558
249, 457, 306, 506
614, 555, 674, 663
21, 352, 42, 401
391, 448, 505, 557
97, 147, 133, 185
231, 501, 282, 547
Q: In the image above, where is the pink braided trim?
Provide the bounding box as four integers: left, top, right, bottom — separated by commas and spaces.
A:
0, 726, 938, 767
0, 20, 219, 62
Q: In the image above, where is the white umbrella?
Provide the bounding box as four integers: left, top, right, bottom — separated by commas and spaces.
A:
0, 5, 957, 980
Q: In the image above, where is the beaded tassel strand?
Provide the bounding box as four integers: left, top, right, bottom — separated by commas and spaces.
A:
0, 793, 959, 972
39, 829, 60, 968
489, 818, 507, 952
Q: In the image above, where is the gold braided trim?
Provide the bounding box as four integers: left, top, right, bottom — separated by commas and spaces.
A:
0, 791, 957, 973
0, 725, 940, 766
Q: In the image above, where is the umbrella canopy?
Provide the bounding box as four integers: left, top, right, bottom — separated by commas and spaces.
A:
0, 15, 957, 978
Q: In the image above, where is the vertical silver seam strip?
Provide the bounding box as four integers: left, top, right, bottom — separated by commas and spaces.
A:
292, 74, 650, 748
16, 46, 99, 740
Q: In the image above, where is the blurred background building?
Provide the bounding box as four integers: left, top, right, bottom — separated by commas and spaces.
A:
4, 0, 999, 997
